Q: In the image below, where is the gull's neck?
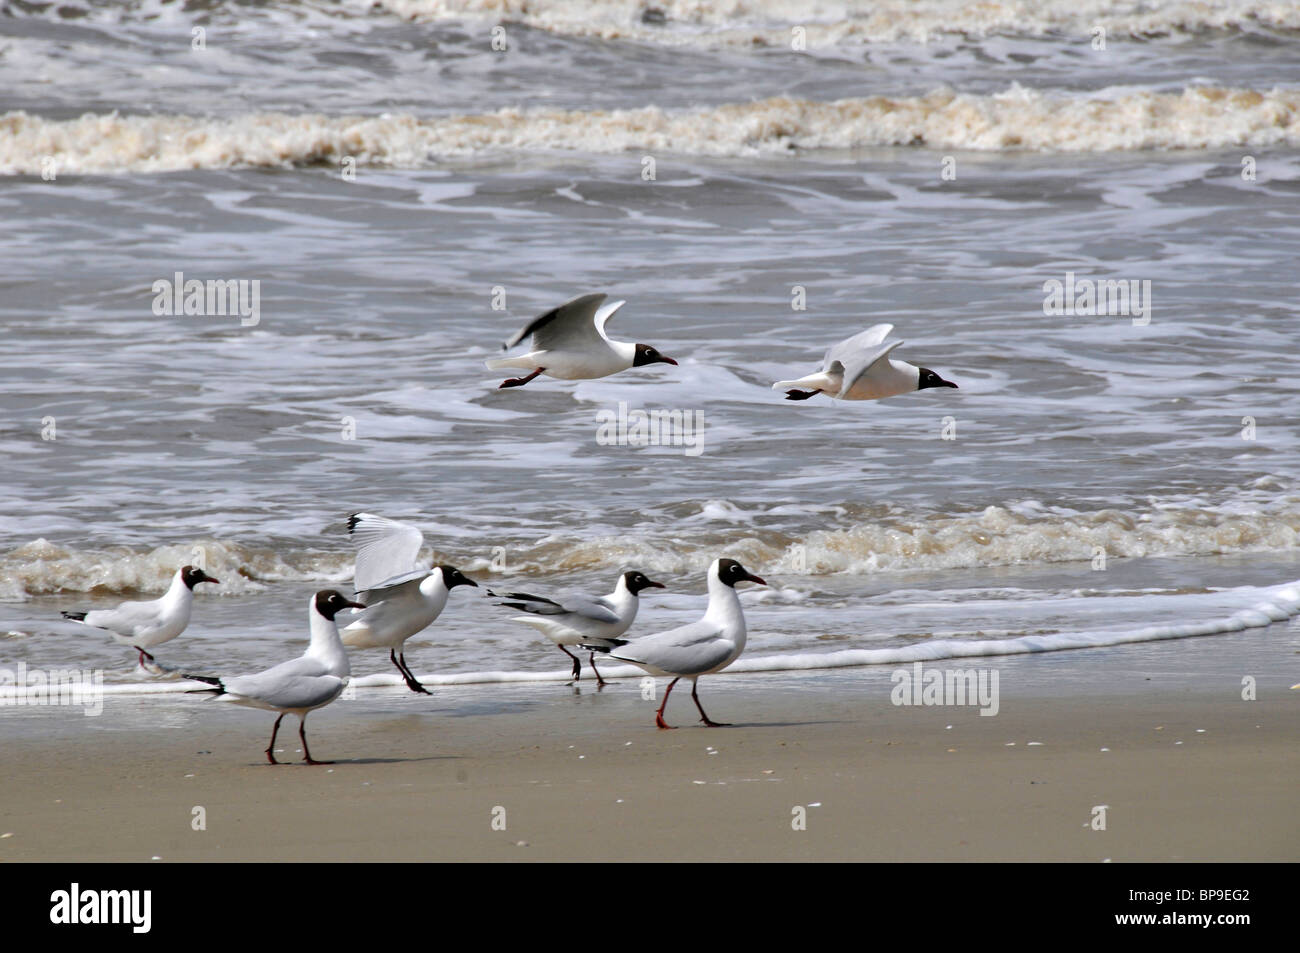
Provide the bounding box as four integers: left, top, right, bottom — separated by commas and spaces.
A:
418, 570, 451, 613
307, 602, 351, 677
702, 564, 747, 639
161, 569, 192, 606
611, 340, 636, 365
607, 576, 638, 622
890, 359, 922, 389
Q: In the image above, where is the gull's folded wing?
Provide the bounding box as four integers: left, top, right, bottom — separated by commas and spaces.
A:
609, 620, 732, 676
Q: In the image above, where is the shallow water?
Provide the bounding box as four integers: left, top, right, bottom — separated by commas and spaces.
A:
2, 0, 1298, 685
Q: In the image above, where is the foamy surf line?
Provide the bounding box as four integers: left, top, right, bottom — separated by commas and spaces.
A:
11, 579, 1296, 700
5, 495, 1299, 597
5, 85, 1297, 174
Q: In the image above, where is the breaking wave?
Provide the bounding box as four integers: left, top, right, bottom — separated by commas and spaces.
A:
4, 496, 1297, 597
4, 85, 1297, 175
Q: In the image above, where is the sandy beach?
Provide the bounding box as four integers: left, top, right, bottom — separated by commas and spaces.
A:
3, 637, 1296, 863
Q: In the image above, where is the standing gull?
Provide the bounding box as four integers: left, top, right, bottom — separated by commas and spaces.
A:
773, 324, 957, 401
61, 565, 219, 668
485, 292, 677, 388
340, 513, 478, 694
184, 590, 363, 765
489, 570, 666, 685
586, 558, 765, 728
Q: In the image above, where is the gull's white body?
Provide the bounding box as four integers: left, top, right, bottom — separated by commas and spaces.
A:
606, 562, 748, 678
218, 596, 351, 716
508, 574, 641, 649
339, 512, 478, 694
341, 571, 453, 651
341, 512, 443, 651
486, 295, 637, 381
73, 569, 199, 649
774, 323, 921, 401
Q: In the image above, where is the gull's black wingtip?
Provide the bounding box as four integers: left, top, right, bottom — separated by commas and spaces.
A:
346, 513, 361, 533
182, 673, 225, 695
61, 610, 87, 621
582, 638, 629, 654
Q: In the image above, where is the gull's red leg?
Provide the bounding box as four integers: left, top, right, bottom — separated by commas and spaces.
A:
655, 677, 679, 729
499, 368, 544, 389
588, 652, 607, 687
560, 646, 581, 680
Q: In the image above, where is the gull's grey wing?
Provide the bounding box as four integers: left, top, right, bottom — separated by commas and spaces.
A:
835, 340, 904, 398
226, 669, 345, 711
348, 513, 428, 592
346, 580, 429, 630
609, 619, 731, 676
495, 589, 621, 625
503, 293, 608, 352
551, 593, 621, 625
492, 590, 565, 615
822, 323, 895, 370
84, 598, 163, 636
355, 577, 426, 607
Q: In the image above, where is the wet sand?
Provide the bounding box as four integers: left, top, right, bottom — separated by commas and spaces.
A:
1, 659, 1296, 862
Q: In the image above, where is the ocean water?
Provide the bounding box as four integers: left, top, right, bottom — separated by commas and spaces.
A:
2, 0, 1299, 689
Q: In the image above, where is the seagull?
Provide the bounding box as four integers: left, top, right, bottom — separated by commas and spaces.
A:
585, 558, 765, 728
339, 512, 478, 694
60, 565, 219, 667
773, 324, 957, 401
485, 292, 677, 388
489, 571, 666, 685
183, 590, 363, 765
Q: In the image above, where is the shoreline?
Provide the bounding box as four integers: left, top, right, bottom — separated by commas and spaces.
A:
1, 632, 1296, 862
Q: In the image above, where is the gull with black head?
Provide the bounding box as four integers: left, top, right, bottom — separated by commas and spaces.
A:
61, 564, 219, 668
586, 558, 765, 728
184, 590, 363, 765
490, 570, 666, 686
774, 323, 957, 401
485, 292, 677, 388
340, 513, 478, 694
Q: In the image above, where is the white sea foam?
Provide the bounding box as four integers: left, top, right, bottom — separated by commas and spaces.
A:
4, 85, 1297, 175
8, 496, 1297, 596
0, 538, 352, 601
